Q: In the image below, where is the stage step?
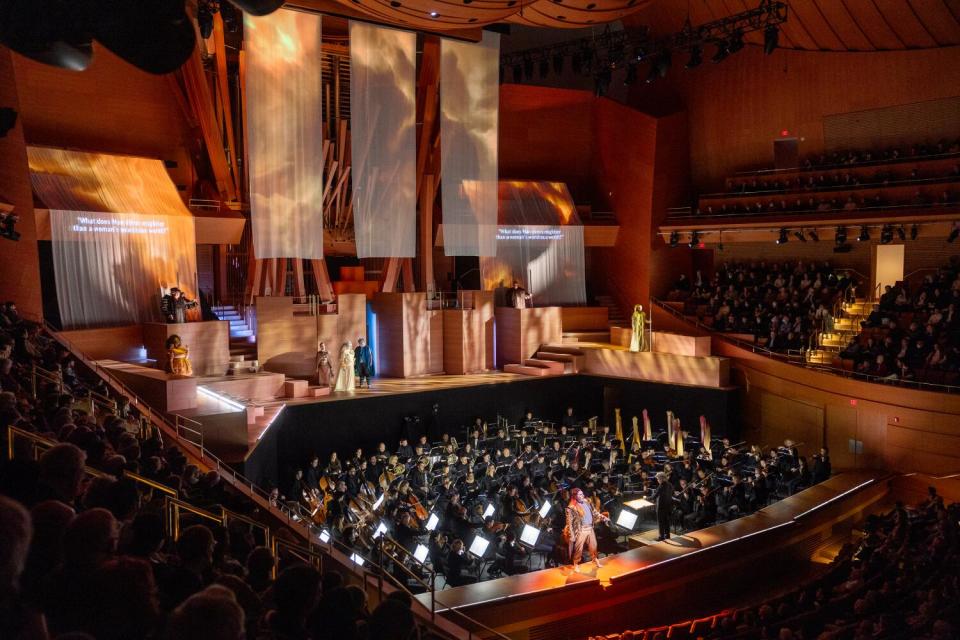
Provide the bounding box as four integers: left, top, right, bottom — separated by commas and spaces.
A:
503, 363, 560, 377
594, 294, 628, 327
524, 358, 567, 374
253, 404, 285, 433
307, 385, 332, 397
533, 351, 583, 373
562, 331, 610, 343
539, 344, 586, 356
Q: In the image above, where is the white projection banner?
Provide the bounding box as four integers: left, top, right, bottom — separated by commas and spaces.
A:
481, 225, 586, 306
350, 21, 417, 258
245, 9, 325, 259
50, 210, 198, 329
441, 31, 500, 257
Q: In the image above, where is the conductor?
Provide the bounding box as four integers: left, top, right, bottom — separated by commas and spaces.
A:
652, 472, 674, 541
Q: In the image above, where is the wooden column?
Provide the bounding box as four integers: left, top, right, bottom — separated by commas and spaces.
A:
419, 174, 436, 291
310, 259, 335, 301
292, 259, 307, 298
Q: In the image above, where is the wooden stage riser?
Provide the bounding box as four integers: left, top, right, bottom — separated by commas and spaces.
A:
143, 321, 230, 377
571, 345, 730, 388
432, 473, 889, 640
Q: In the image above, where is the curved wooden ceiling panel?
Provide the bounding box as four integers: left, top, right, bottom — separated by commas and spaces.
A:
625, 0, 960, 51
506, 0, 652, 29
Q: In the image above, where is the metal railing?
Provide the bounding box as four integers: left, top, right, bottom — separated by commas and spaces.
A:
666, 200, 960, 221
426, 290, 478, 311
730, 149, 960, 178
703, 173, 960, 199
651, 298, 960, 394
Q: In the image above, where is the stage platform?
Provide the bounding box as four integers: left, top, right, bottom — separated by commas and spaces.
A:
414, 470, 890, 638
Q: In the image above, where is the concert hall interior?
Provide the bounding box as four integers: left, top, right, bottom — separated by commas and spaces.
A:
3, 2, 960, 639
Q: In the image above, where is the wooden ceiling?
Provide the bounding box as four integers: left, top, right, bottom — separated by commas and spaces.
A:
627, 0, 960, 51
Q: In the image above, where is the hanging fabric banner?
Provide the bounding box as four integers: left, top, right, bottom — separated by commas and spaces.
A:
349, 21, 417, 258
441, 31, 500, 257
245, 9, 325, 259
481, 225, 586, 306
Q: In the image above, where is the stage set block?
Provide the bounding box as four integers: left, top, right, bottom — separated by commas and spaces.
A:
495, 307, 562, 367
143, 321, 230, 377
442, 291, 495, 375
256, 294, 367, 379
610, 328, 712, 357
372, 292, 445, 378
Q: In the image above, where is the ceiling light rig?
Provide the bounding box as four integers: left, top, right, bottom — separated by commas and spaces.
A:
500, 0, 787, 88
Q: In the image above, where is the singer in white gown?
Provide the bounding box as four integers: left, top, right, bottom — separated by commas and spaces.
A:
334, 341, 356, 391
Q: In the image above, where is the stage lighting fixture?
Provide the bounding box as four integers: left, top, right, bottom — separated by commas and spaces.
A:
688, 230, 700, 248
429, 11, 440, 18
654, 50, 672, 78
523, 57, 534, 81
0, 1, 94, 72
809, 229, 819, 242
880, 225, 893, 245
226, 0, 286, 15
318, 529, 331, 543
198, 1, 216, 39
350, 552, 366, 566
483, 503, 495, 518
468, 535, 491, 558
685, 45, 703, 69
794, 229, 806, 242
897, 225, 906, 241
538, 501, 552, 518
624, 63, 638, 85
776, 228, 789, 245
520, 524, 541, 547
425, 512, 439, 531
728, 31, 745, 53
616, 509, 639, 530
910, 224, 919, 240
764, 24, 780, 55
835, 226, 847, 245
538, 58, 549, 79
949, 223, 959, 243
413, 543, 429, 563
857, 225, 870, 242
552, 52, 565, 75
669, 231, 680, 247
711, 41, 730, 63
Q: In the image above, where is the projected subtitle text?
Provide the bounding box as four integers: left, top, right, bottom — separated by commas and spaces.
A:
71, 217, 169, 235
496, 228, 563, 241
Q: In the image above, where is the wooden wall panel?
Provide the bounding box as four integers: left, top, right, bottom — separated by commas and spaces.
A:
560, 307, 608, 331
638, 46, 960, 190
12, 44, 194, 189
0, 48, 42, 318
499, 85, 595, 201
760, 393, 824, 451
579, 346, 730, 388
494, 306, 562, 367
59, 325, 145, 362
370, 294, 404, 378
372, 293, 442, 378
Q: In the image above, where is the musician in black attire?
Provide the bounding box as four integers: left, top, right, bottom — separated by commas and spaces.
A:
653, 472, 674, 541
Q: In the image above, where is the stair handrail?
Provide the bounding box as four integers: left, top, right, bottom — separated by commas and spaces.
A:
650, 298, 960, 394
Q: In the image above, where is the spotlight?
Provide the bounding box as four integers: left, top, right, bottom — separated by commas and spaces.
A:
226, 0, 286, 15
949, 222, 959, 243
835, 226, 847, 245
538, 58, 549, 79
809, 229, 819, 242
794, 229, 806, 242
685, 45, 703, 69
0, 1, 94, 72
669, 231, 680, 247
198, 1, 216, 40
91, 0, 197, 75
763, 24, 779, 55
654, 49, 671, 78
711, 41, 729, 63
688, 230, 700, 248
897, 225, 906, 241
552, 52, 564, 75
728, 30, 745, 53
624, 64, 638, 85
776, 228, 789, 245
429, 10, 439, 18
910, 224, 919, 240
857, 225, 870, 242
880, 225, 893, 245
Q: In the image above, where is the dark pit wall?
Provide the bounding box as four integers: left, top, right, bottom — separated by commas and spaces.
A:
242, 375, 738, 491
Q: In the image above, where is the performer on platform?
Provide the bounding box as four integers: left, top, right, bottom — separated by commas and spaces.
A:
160, 288, 197, 324
564, 488, 606, 571
653, 471, 674, 541
509, 280, 532, 309
315, 341, 334, 388
354, 337, 375, 389
630, 304, 647, 352
165, 335, 192, 376
334, 341, 355, 391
